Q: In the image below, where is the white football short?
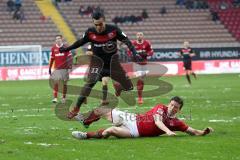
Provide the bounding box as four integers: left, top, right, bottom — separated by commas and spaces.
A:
134, 64, 149, 77
51, 69, 69, 81
111, 108, 139, 137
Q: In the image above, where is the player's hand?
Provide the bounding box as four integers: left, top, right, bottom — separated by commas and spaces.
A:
59, 47, 68, 53
166, 131, 176, 136
190, 53, 196, 57
67, 69, 72, 74
139, 51, 148, 57
49, 68, 51, 75
203, 127, 214, 135
132, 54, 144, 62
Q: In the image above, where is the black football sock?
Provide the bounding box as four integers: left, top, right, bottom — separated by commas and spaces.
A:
76, 82, 96, 108
192, 72, 197, 79
76, 96, 86, 109
102, 85, 108, 101
186, 74, 191, 84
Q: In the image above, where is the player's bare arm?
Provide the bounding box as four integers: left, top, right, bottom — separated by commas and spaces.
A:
153, 114, 176, 136
185, 127, 214, 136
177, 52, 183, 58
190, 53, 196, 57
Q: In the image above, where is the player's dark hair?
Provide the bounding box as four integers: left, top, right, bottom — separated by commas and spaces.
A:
170, 96, 184, 109
91, 9, 105, 20
55, 35, 63, 38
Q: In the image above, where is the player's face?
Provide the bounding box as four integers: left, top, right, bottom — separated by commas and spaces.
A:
55, 36, 63, 46
93, 18, 106, 33
167, 100, 181, 117
136, 32, 144, 42
183, 41, 189, 48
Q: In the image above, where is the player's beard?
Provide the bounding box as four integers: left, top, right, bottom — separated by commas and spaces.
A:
96, 25, 105, 33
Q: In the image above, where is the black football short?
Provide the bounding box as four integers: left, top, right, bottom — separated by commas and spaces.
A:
183, 60, 192, 70
86, 55, 133, 91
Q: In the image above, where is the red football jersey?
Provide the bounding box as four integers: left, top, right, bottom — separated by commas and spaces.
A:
49, 44, 72, 69
128, 40, 153, 65
136, 104, 189, 137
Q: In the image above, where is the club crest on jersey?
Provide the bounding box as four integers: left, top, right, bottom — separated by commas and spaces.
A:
92, 35, 96, 39
169, 121, 174, 126
108, 32, 114, 38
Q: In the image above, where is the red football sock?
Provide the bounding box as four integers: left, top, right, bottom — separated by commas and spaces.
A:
84, 111, 101, 126
63, 84, 67, 98
53, 84, 58, 98
87, 129, 105, 139
137, 79, 144, 98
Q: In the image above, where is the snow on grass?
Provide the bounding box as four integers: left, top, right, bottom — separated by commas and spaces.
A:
37, 143, 60, 147
209, 119, 233, 123
24, 142, 33, 145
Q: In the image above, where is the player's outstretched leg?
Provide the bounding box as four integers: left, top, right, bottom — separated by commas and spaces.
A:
111, 55, 133, 97
67, 82, 96, 119
192, 71, 197, 79
113, 82, 122, 97
185, 71, 191, 84
72, 129, 105, 140
75, 107, 112, 128
102, 126, 132, 138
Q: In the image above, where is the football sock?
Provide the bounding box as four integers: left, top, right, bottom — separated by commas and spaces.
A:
192, 72, 197, 79
87, 129, 105, 139
102, 85, 108, 101
137, 79, 144, 99
76, 82, 96, 108
76, 96, 86, 109
53, 84, 58, 98
186, 74, 191, 84
83, 111, 101, 126
63, 84, 67, 98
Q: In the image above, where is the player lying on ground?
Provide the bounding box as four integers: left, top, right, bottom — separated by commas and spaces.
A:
72, 96, 213, 139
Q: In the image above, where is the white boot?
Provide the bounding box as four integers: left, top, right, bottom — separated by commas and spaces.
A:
72, 131, 87, 139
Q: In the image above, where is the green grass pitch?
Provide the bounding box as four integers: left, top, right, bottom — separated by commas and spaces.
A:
0, 74, 239, 160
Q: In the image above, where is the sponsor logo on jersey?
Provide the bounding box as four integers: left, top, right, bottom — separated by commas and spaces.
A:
55, 53, 65, 57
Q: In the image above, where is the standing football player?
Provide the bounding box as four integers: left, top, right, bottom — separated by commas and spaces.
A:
179, 41, 197, 84
59, 9, 141, 119
49, 35, 72, 103
128, 32, 153, 104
